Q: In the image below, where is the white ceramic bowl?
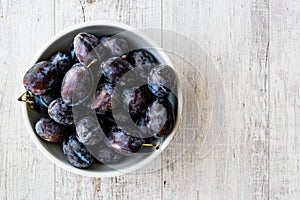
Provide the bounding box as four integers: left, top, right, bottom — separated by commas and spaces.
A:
22, 20, 182, 177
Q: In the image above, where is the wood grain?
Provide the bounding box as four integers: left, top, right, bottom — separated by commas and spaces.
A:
162, 0, 269, 199
1, 0, 300, 199
270, 1, 300, 199
0, 0, 55, 199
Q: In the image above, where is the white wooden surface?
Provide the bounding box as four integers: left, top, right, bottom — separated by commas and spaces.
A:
0, 0, 299, 199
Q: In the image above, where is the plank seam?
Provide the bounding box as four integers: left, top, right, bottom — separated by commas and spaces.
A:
54, 0, 56, 34
78, 0, 86, 22
267, 0, 271, 199
54, 165, 56, 200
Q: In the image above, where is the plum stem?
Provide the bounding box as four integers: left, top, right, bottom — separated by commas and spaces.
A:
142, 138, 162, 150
17, 91, 34, 104
142, 143, 156, 147
86, 59, 98, 68
156, 138, 162, 150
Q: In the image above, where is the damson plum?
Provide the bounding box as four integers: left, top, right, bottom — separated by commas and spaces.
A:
76, 116, 104, 146
92, 144, 123, 164
50, 52, 72, 74
48, 98, 73, 125
63, 135, 94, 168
122, 86, 153, 117
100, 35, 129, 57
61, 63, 93, 105
123, 49, 156, 79
91, 83, 115, 114
125, 49, 155, 68
73, 32, 106, 64
35, 116, 66, 142
50, 52, 72, 88
148, 64, 177, 98
146, 99, 175, 137
101, 57, 133, 83
23, 61, 58, 95
104, 126, 144, 156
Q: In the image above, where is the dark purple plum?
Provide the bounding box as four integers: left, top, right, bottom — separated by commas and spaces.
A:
61, 63, 93, 105
146, 99, 175, 137
35, 116, 67, 142
122, 86, 153, 117
76, 116, 104, 146
100, 35, 129, 57
23, 61, 58, 95
73, 32, 107, 65
50, 52, 72, 74
104, 126, 144, 156
148, 64, 177, 98
123, 49, 156, 80
48, 98, 73, 125
63, 135, 94, 168
91, 83, 115, 114
125, 49, 155, 68
101, 57, 133, 83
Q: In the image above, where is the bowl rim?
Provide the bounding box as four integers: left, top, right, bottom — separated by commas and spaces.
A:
22, 20, 182, 177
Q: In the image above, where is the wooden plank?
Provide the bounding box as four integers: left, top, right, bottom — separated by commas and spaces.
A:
0, 0, 55, 199
54, 0, 162, 200
269, 1, 300, 199
162, 0, 270, 199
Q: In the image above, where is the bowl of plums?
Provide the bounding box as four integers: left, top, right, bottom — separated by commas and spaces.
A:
18, 21, 181, 177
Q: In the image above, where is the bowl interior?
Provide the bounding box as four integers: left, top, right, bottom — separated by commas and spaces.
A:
24, 23, 181, 177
